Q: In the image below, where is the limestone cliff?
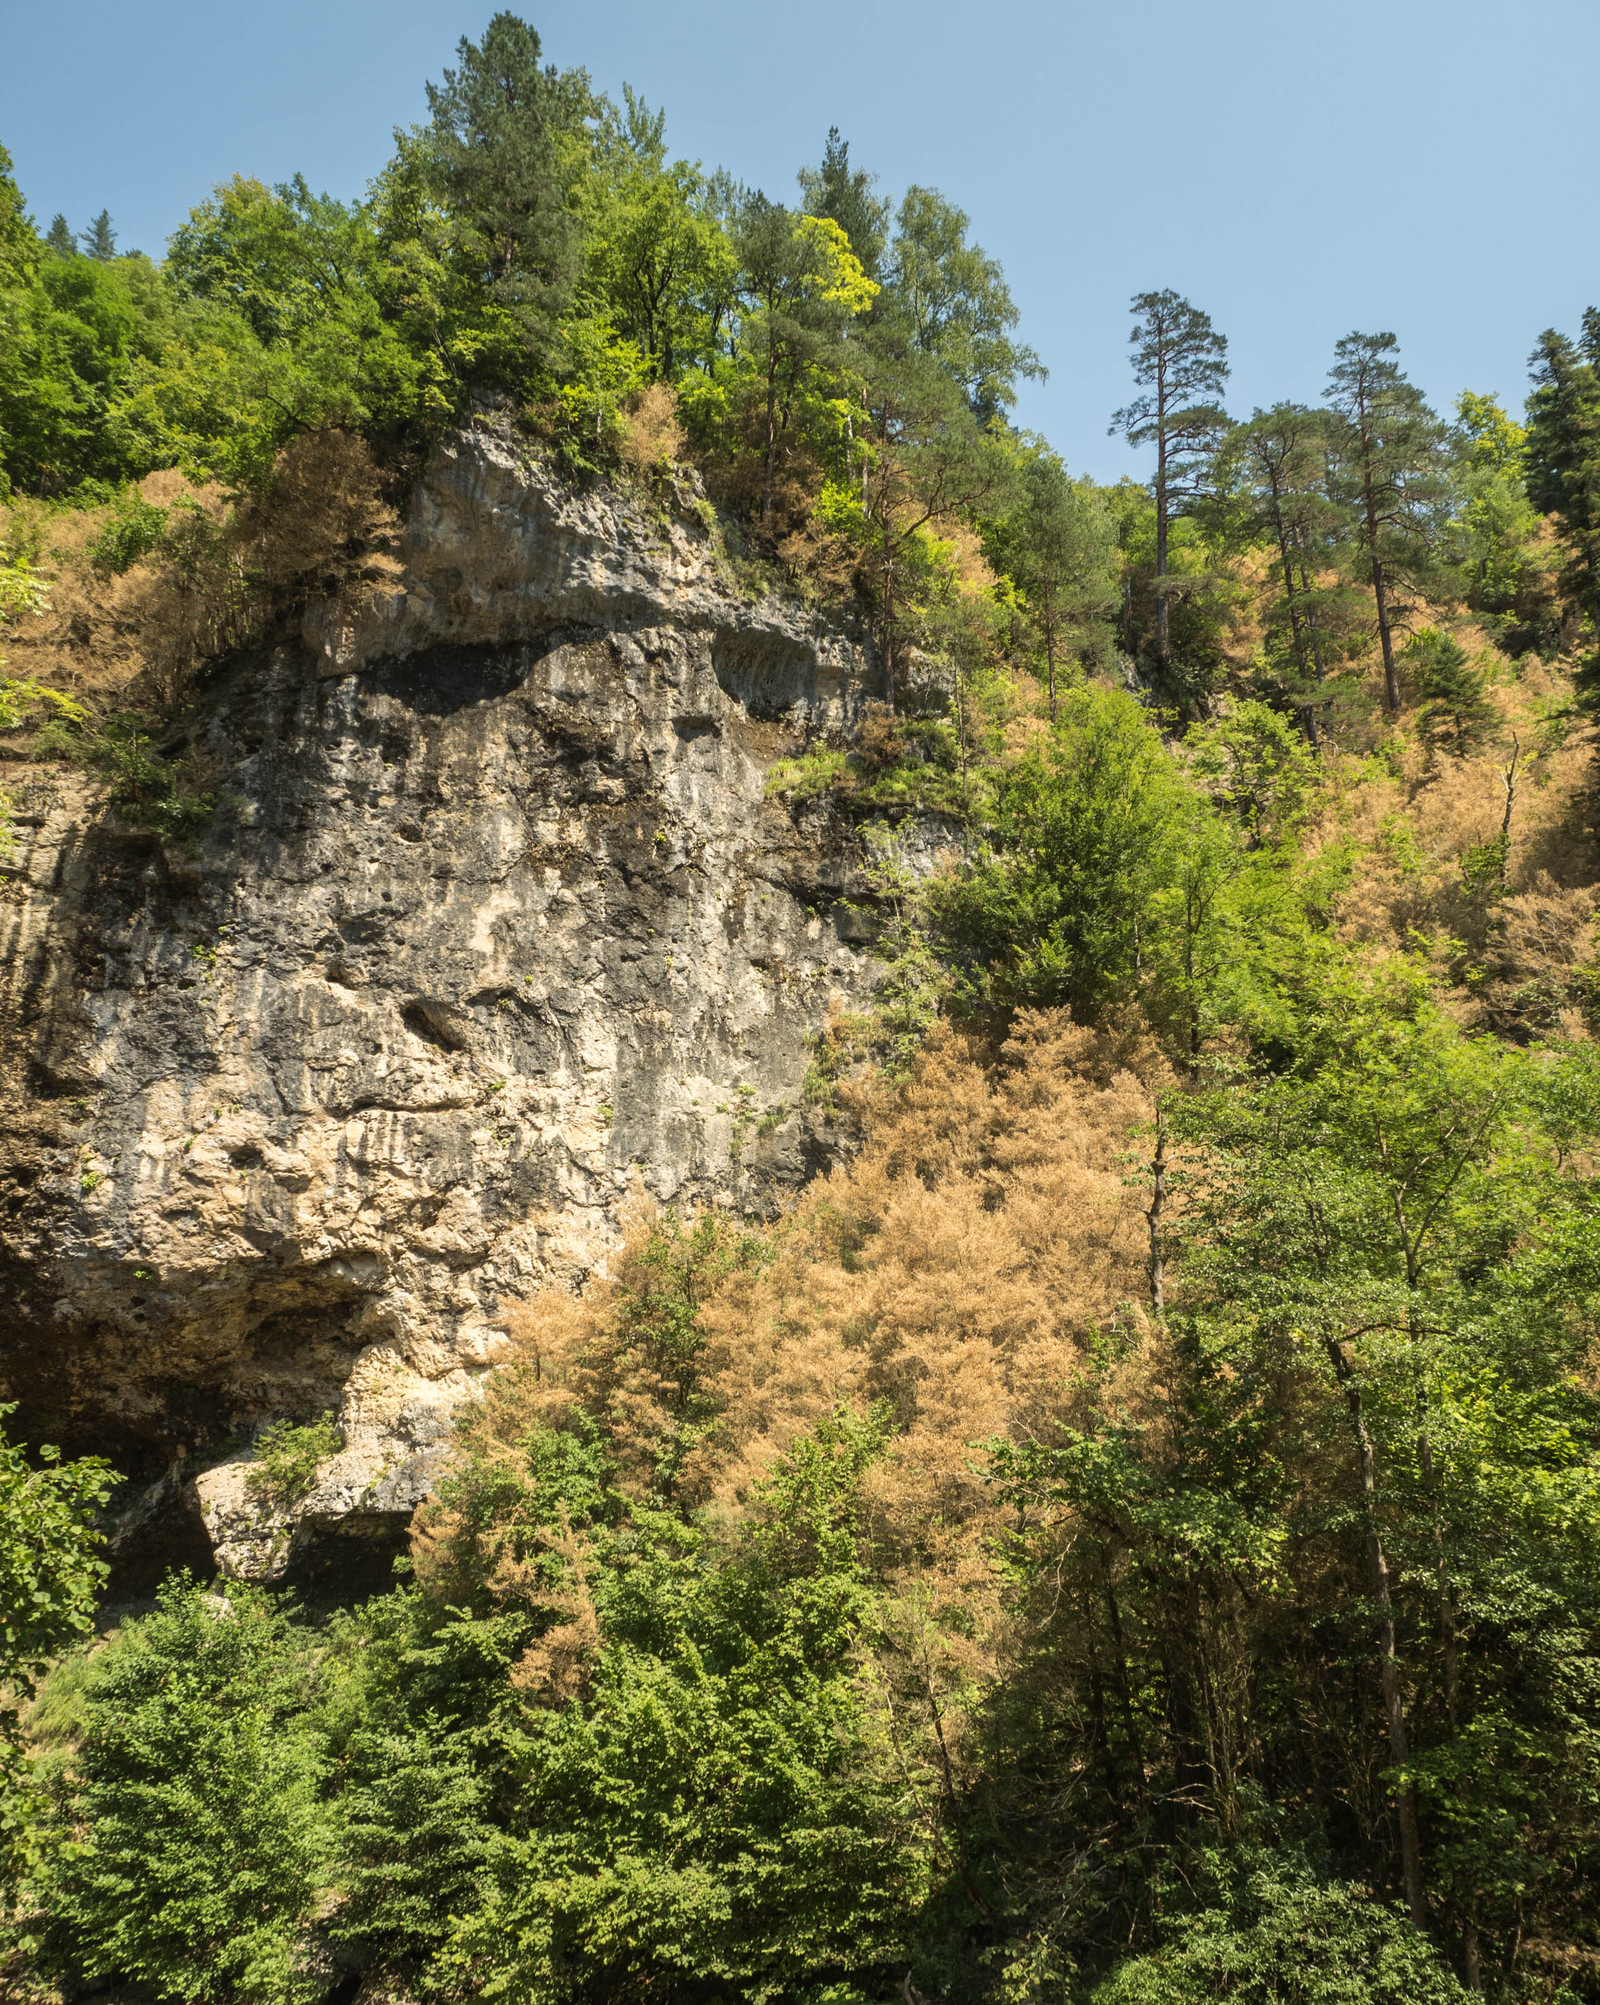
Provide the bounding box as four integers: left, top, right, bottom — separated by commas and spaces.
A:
0, 425, 889, 1588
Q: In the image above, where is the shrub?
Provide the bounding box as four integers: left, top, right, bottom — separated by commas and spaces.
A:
38, 1578, 328, 2004
245, 1414, 342, 1512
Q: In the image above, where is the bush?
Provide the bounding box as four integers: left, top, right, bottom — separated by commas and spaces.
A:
37, 1578, 328, 2004
1088, 1856, 1467, 2005
245, 1414, 342, 1513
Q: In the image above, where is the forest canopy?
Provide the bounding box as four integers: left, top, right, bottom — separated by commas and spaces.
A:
5, 12, 1600, 2005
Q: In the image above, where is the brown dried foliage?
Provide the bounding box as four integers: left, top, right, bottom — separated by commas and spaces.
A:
480, 1013, 1171, 1653
0, 430, 398, 725
618, 383, 686, 480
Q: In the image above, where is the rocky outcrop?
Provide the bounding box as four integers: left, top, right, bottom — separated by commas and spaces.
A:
0, 424, 889, 1586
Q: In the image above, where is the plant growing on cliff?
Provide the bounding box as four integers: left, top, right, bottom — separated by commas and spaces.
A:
245, 1415, 342, 1513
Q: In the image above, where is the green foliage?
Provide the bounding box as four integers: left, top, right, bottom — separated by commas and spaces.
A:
931, 684, 1300, 1052
85, 484, 171, 571
1088, 1855, 1466, 2004
37, 1579, 327, 2004
42, 712, 220, 841
1526, 309, 1600, 697
0, 1407, 119, 1892
1402, 626, 1498, 754
244, 1414, 342, 1512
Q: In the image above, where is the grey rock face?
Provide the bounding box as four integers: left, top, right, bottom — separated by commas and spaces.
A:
0, 425, 885, 1581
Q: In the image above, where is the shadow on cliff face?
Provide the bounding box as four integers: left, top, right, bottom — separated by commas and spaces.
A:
711, 627, 841, 720
366, 641, 540, 716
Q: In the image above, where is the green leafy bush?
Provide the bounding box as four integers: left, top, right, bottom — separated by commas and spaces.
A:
37, 1578, 327, 2004
245, 1414, 342, 1512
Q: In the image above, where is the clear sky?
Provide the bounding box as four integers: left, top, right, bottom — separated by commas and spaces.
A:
2, 0, 1596, 481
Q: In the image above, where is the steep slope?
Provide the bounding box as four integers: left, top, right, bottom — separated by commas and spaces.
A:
0, 424, 888, 1586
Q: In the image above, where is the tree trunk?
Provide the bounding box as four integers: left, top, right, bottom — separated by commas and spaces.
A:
761, 336, 780, 529
1327, 1336, 1427, 1925
1154, 460, 1170, 666
1297, 555, 1326, 749
1045, 613, 1057, 724
1162, 344, 1170, 657
882, 535, 897, 710
1147, 1105, 1167, 1317
1362, 471, 1401, 714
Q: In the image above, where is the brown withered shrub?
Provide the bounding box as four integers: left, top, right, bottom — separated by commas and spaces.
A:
618, 383, 686, 481
487, 1010, 1170, 1597
1300, 655, 1598, 1024
463, 1010, 1174, 1797
0, 430, 398, 724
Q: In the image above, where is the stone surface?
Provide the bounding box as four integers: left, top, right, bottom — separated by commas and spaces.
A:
0, 423, 889, 1582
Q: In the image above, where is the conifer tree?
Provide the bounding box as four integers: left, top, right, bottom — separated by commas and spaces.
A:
420, 11, 592, 358
798, 128, 889, 282
1222, 403, 1344, 741
1404, 627, 1496, 755
1003, 447, 1117, 720
1524, 310, 1600, 697
43, 214, 76, 258
1111, 290, 1231, 671
1325, 332, 1453, 717
80, 208, 116, 259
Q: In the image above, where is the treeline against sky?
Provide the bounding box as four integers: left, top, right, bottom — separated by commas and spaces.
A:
6, 12, 1600, 2005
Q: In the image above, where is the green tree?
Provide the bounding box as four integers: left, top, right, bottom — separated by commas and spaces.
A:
1220, 403, 1346, 740
585, 91, 734, 380
1524, 310, 1600, 696
1402, 627, 1496, 756
1112, 290, 1231, 674
80, 210, 116, 260
42, 215, 75, 259
42, 1579, 327, 2004
734, 194, 875, 527
798, 127, 890, 282
824, 348, 1013, 705
0, 1408, 118, 1889
881, 185, 1042, 420
993, 442, 1117, 718
1325, 333, 1454, 717
416, 11, 594, 366
932, 684, 1197, 1021
0, 144, 37, 288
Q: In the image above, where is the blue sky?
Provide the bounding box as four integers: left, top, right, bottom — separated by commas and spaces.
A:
3, 0, 1595, 480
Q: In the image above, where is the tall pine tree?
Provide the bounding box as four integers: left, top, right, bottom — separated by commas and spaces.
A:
79, 209, 116, 259
420, 12, 592, 361
1325, 332, 1452, 717
1111, 290, 1230, 671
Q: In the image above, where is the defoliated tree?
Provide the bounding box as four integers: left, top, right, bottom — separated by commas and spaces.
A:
798, 128, 890, 283
1325, 332, 1454, 717
1000, 444, 1117, 720
80, 208, 116, 260
419, 11, 593, 361
1111, 290, 1231, 672
43, 214, 76, 259
881, 187, 1042, 420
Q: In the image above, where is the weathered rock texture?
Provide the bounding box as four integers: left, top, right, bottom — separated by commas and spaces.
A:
0, 425, 887, 1585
